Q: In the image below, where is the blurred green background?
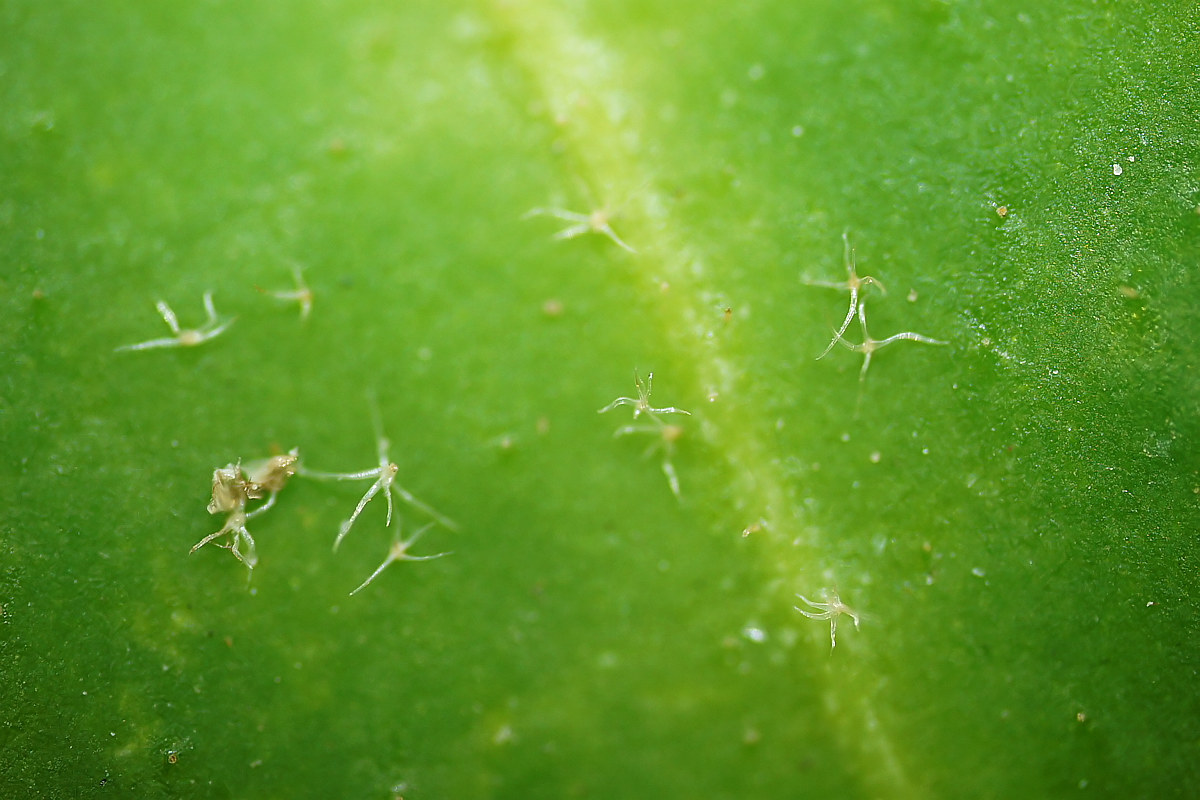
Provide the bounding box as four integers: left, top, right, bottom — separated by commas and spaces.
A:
2, 1, 1198, 797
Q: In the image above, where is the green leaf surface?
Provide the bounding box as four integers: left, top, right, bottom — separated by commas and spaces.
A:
3, 1, 1198, 797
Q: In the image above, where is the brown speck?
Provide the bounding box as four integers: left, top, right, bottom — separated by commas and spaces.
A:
996, 205, 1008, 218
542, 298, 564, 317
167, 751, 179, 765
32, 288, 45, 300
224, 636, 233, 648
723, 307, 733, 323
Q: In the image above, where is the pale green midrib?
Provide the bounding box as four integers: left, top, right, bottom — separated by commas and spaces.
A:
488, 5, 912, 796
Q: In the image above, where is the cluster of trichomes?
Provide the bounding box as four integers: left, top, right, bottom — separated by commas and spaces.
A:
113, 276, 458, 595
190, 436, 456, 595
115, 210, 940, 637
792, 231, 953, 648
807, 232, 946, 380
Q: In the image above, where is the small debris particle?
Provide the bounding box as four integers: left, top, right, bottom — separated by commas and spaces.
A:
996, 205, 1008, 218
742, 625, 767, 643
1076, 712, 1087, 723
1113, 163, 1123, 176
869, 451, 882, 464
723, 307, 733, 323
1118, 285, 1140, 299
542, 298, 564, 316
906, 288, 918, 302
1127, 155, 1136, 162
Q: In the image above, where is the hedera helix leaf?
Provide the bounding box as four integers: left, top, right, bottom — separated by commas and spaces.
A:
1, 1, 1196, 798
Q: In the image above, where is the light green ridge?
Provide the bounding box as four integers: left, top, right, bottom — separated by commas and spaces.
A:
488, 4, 913, 795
